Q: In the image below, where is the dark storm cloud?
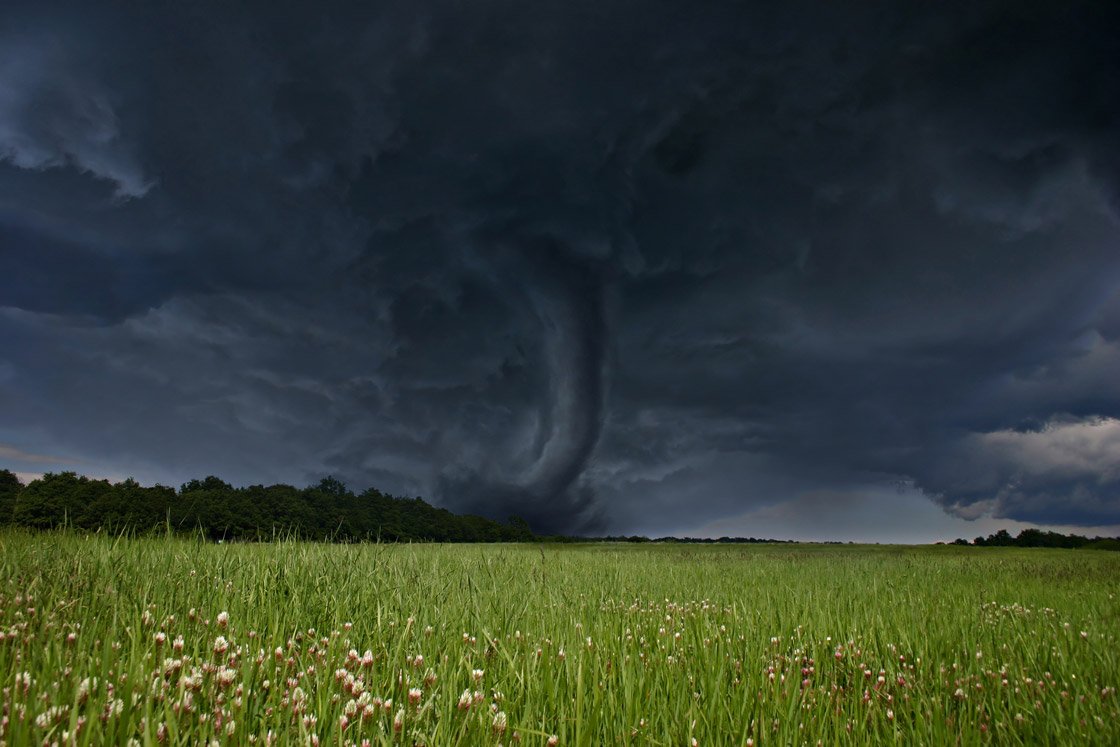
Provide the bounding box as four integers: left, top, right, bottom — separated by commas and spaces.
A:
1, 0, 1118, 534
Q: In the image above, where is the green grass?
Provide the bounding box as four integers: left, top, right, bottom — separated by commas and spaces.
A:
1, 531, 1117, 746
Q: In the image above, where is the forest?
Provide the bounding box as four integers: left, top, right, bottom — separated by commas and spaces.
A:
952, 528, 1120, 550
0, 469, 532, 542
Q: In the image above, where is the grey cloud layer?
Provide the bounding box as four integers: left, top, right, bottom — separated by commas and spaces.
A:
1, 1, 1118, 533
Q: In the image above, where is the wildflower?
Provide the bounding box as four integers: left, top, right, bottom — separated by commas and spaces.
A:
408, 688, 422, 705
213, 636, 229, 655
472, 668, 484, 683
458, 689, 473, 710
217, 611, 230, 628
77, 676, 97, 705
35, 706, 66, 729
155, 632, 167, 647
547, 737, 559, 747
104, 698, 124, 719
493, 711, 508, 734
392, 708, 404, 733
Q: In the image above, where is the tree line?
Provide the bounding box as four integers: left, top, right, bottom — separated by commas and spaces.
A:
950, 528, 1120, 551
3, 468, 1116, 547
0, 470, 533, 542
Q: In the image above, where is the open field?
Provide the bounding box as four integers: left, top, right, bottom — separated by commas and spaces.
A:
1, 532, 1117, 746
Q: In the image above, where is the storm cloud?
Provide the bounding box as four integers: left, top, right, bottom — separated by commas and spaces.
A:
1, 1, 1118, 535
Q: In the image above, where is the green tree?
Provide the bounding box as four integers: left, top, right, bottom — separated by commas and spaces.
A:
14, 472, 106, 528
0, 469, 22, 523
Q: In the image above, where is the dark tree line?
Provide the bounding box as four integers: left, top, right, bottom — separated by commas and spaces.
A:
951, 528, 1120, 550
4, 468, 1116, 547
0, 469, 533, 542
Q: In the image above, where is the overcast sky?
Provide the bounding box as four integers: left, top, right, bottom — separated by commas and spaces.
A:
2, 1, 1119, 539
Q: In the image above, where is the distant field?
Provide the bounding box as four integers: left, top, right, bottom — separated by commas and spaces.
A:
1, 532, 1117, 745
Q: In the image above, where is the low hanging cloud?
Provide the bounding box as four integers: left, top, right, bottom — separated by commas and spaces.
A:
918, 417, 1120, 525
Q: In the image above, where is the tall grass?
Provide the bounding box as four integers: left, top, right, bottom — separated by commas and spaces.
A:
0, 531, 1117, 745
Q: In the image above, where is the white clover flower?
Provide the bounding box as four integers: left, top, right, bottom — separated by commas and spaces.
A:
217, 666, 237, 688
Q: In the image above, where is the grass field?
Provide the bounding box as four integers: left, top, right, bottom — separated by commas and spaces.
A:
1, 531, 1117, 746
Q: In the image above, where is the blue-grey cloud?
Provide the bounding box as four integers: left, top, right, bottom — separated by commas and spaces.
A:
0, 0, 1118, 534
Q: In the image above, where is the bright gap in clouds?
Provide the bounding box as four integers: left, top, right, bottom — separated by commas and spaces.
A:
687, 484, 1120, 544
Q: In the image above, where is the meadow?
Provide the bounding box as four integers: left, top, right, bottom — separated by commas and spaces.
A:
0, 531, 1117, 746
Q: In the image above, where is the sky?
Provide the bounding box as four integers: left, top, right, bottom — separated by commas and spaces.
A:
1, 1, 1119, 541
